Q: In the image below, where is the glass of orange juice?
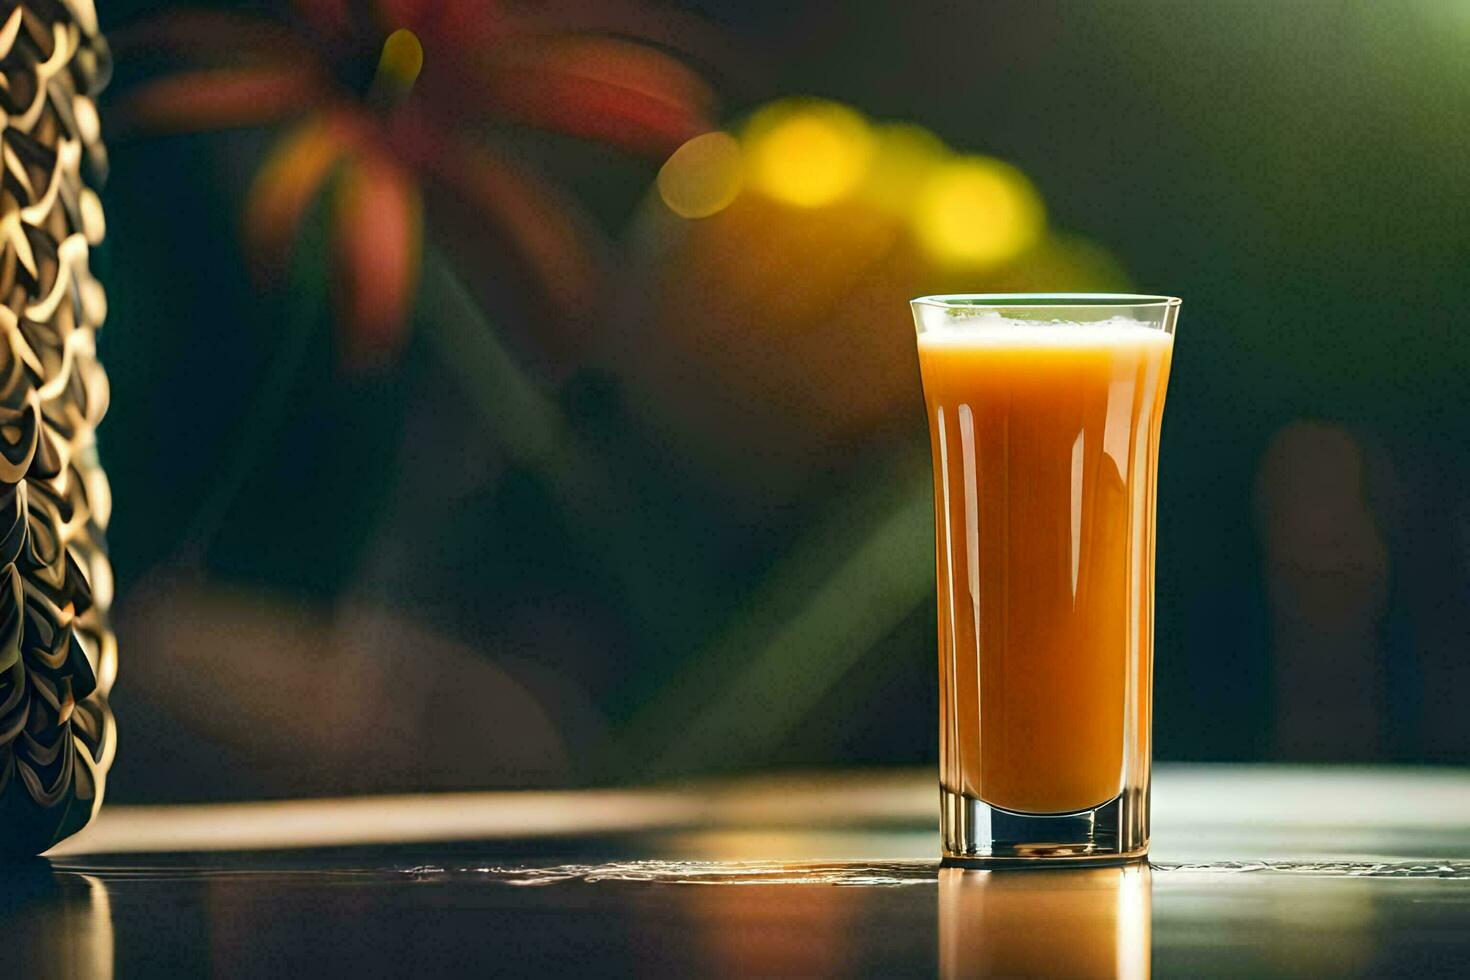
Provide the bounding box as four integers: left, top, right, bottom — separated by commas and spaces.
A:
912, 294, 1180, 866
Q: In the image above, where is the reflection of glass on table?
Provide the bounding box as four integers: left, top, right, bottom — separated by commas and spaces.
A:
939, 865, 1151, 979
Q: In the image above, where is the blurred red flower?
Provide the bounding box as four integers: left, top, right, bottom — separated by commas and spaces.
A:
114, 0, 719, 368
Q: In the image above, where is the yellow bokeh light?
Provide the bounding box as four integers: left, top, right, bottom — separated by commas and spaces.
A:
862, 123, 950, 215
744, 99, 875, 208
658, 131, 744, 219
913, 156, 1044, 267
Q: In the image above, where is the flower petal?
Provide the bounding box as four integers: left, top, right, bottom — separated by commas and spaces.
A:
244, 113, 359, 282
480, 34, 715, 118
425, 139, 606, 330
330, 149, 422, 368
373, 0, 449, 34
478, 61, 711, 157
112, 66, 324, 133
499, 1, 730, 67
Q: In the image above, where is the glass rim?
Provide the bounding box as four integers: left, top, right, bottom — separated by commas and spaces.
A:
911, 293, 1182, 311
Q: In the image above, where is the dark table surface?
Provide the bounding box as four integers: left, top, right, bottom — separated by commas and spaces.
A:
14, 765, 1470, 977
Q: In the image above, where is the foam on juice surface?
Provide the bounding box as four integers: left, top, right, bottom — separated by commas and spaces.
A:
917, 312, 1171, 350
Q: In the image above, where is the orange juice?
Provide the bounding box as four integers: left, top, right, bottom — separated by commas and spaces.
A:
918, 316, 1172, 814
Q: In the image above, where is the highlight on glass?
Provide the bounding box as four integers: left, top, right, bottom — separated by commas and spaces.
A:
912, 293, 1180, 865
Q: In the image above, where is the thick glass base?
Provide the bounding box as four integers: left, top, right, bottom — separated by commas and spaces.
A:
940, 786, 1149, 868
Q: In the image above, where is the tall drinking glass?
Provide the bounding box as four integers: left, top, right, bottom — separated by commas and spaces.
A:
912, 294, 1179, 866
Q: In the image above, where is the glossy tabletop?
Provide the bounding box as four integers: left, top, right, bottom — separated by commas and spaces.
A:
13, 765, 1470, 977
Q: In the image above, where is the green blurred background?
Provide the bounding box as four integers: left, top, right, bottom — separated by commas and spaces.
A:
94, 0, 1470, 801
